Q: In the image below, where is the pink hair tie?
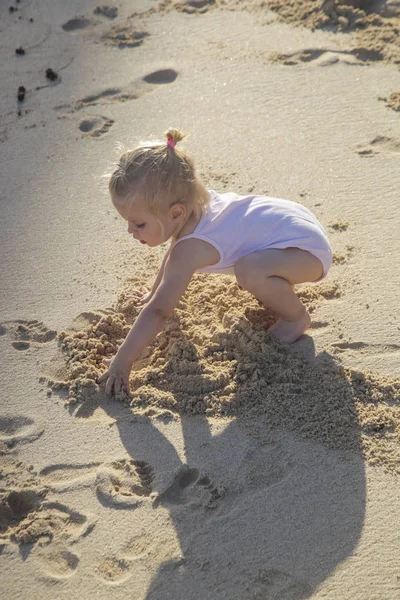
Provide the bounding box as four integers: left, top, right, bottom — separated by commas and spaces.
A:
167, 137, 176, 148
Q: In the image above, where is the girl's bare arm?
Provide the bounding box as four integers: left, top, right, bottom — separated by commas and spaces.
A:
98, 240, 198, 395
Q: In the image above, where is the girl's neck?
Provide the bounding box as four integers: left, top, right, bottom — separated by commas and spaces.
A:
174, 205, 202, 241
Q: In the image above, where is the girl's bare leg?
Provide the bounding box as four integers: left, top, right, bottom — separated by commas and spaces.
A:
234, 248, 323, 343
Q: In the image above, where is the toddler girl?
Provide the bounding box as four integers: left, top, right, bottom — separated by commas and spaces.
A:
98, 128, 332, 395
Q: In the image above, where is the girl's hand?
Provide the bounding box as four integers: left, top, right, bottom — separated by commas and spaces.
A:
97, 353, 132, 396
129, 288, 153, 306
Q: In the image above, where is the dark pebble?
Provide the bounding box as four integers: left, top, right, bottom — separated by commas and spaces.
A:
45, 68, 58, 81
17, 85, 26, 101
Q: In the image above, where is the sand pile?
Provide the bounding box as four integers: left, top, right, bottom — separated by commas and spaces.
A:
44, 272, 400, 475
132, 0, 400, 64
267, 0, 400, 64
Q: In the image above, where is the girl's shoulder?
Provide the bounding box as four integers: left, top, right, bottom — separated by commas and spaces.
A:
171, 236, 220, 271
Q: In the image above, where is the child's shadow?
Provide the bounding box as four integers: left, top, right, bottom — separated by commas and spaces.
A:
89, 325, 366, 600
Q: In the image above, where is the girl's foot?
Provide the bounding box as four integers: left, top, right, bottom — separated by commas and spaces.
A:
268, 310, 311, 343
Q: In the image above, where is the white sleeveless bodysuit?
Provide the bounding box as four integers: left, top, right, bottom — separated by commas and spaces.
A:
175, 190, 333, 278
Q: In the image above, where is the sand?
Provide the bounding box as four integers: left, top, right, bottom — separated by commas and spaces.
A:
1, 1, 400, 598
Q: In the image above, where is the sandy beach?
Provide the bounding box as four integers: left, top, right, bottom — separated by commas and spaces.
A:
1, 1, 400, 598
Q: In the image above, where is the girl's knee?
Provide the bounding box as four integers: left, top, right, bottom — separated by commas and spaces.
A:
234, 254, 265, 290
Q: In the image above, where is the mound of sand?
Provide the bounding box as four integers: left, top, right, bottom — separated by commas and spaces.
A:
44, 272, 400, 475
267, 0, 400, 64
135, 0, 400, 64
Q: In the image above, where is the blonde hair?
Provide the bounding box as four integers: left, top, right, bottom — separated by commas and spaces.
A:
109, 128, 209, 216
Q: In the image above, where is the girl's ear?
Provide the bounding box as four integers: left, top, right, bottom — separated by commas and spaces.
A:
170, 203, 186, 222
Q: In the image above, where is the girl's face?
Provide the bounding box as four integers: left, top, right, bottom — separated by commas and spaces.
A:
112, 195, 183, 247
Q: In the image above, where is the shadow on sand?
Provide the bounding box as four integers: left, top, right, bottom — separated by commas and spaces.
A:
78, 334, 366, 600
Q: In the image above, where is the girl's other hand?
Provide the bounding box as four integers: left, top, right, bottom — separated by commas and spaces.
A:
97, 355, 132, 396
129, 288, 152, 306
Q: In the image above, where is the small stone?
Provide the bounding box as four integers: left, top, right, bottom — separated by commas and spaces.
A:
17, 85, 26, 101
45, 68, 58, 81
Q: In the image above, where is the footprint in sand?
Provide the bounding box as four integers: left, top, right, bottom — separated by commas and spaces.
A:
2, 494, 94, 575
54, 68, 178, 114
101, 26, 149, 49
153, 465, 225, 509
241, 443, 293, 492
39, 462, 102, 492
36, 544, 80, 579
0, 415, 43, 450
356, 136, 400, 156
94, 518, 181, 584
174, 0, 217, 14
121, 526, 181, 564
0, 457, 95, 580
94, 525, 181, 584
61, 17, 95, 33
95, 459, 154, 508
39, 458, 156, 498
79, 116, 114, 138
9, 500, 96, 546
94, 6, 119, 19
270, 47, 382, 67
0, 319, 56, 350
95, 555, 134, 584
249, 567, 312, 600
142, 70, 178, 85
69, 309, 117, 330
62, 13, 149, 49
